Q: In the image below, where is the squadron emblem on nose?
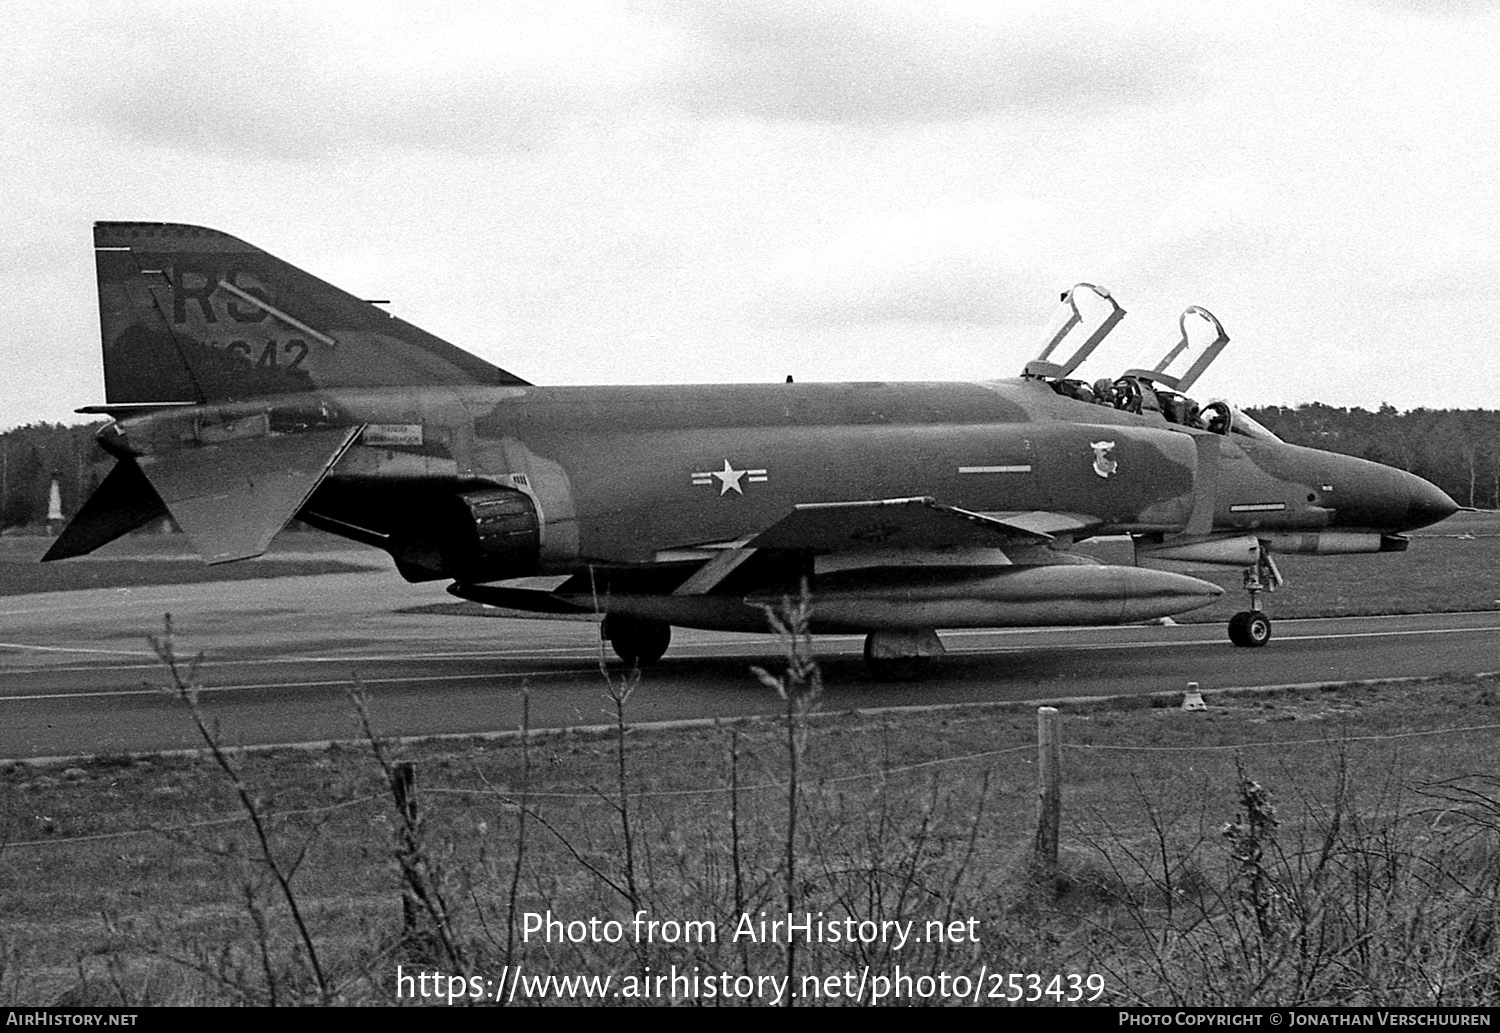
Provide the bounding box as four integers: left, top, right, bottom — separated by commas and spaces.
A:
1090, 440, 1117, 479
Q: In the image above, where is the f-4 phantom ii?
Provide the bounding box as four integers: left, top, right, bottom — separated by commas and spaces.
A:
48, 222, 1458, 668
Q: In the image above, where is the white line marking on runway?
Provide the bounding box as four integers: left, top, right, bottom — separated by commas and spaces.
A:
0, 597, 191, 617
0, 643, 160, 657
943, 624, 1500, 654
0, 669, 573, 703
0, 638, 816, 674
6, 618, 1499, 694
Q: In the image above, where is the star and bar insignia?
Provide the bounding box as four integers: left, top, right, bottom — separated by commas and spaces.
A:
691, 460, 769, 495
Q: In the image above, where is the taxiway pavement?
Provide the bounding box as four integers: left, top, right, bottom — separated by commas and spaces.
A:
3, 569, 1499, 760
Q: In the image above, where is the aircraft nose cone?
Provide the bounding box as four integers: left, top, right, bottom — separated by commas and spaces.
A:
1404, 474, 1459, 531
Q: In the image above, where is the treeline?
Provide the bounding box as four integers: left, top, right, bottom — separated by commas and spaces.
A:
0, 422, 106, 530
0, 403, 1494, 531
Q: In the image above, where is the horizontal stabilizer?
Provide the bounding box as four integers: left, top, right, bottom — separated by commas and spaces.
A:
42, 460, 169, 561
76, 402, 198, 418
748, 496, 1054, 552
136, 427, 361, 563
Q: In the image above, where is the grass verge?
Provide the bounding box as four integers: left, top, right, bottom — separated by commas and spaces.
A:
3, 666, 1499, 1005
0, 533, 383, 597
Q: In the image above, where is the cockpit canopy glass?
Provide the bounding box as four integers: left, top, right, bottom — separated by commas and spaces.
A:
1219, 403, 1281, 443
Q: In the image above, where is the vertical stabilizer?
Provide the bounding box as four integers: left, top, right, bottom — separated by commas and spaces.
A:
94, 222, 528, 404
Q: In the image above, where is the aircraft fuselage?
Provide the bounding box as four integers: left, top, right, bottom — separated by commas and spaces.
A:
98, 376, 1450, 584
63, 222, 1460, 657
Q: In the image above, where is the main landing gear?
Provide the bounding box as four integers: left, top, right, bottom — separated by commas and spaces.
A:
602, 614, 671, 666
1228, 550, 1282, 648
862, 628, 945, 677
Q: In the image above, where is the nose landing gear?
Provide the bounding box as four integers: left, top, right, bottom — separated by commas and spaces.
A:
1228, 549, 1281, 648
1228, 609, 1272, 647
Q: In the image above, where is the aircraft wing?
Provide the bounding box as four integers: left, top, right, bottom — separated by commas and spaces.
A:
973, 510, 1101, 538
746, 496, 1058, 552
652, 497, 1091, 599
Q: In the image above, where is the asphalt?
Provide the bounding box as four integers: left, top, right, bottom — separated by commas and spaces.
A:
3, 568, 1500, 761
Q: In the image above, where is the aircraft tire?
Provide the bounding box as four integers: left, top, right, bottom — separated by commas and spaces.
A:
603, 615, 671, 666
1228, 610, 1272, 648
862, 634, 933, 680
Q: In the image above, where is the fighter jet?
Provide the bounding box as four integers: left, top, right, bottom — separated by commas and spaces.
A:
48, 222, 1458, 668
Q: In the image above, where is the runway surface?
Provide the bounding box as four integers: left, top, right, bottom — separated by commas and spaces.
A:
3, 567, 1499, 760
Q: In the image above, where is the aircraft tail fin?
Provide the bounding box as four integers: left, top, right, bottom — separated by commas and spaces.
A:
94, 221, 529, 405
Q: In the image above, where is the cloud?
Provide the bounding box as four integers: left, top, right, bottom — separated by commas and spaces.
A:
1359, 0, 1499, 16
754, 202, 1062, 327
18, 2, 676, 161
14, 1, 1201, 165
659, 0, 1191, 124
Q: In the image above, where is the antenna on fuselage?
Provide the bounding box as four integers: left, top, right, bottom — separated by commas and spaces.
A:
1123, 305, 1230, 393
1023, 283, 1126, 380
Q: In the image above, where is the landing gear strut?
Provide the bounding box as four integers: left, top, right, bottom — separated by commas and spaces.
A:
602, 614, 671, 666
1228, 548, 1281, 648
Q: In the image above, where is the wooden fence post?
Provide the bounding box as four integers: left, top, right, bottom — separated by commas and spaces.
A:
1033, 706, 1062, 870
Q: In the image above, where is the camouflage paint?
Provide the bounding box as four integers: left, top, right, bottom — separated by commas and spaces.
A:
54, 222, 1459, 640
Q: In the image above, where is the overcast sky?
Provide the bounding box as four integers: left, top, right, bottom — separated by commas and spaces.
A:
3, 0, 1498, 431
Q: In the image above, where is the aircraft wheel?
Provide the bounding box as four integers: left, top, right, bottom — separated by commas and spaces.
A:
603, 615, 671, 666
1227, 610, 1271, 648
862, 633, 933, 680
